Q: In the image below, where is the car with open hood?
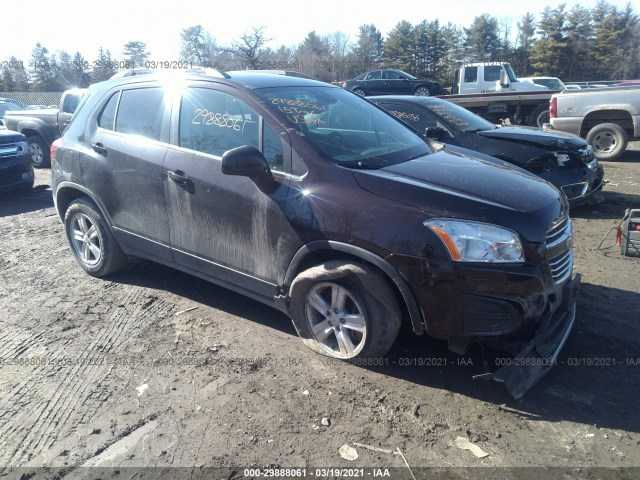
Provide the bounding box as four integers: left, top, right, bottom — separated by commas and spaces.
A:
370, 95, 604, 208
51, 70, 579, 398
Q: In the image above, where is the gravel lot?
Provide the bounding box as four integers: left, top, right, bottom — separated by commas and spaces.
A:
1, 145, 639, 479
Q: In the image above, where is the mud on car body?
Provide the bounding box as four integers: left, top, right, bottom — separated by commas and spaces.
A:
51, 70, 579, 397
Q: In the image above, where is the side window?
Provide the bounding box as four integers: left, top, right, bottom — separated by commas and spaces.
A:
179, 87, 259, 157
97, 92, 119, 131
62, 93, 81, 114
484, 66, 502, 82
115, 88, 164, 140
366, 70, 382, 80
379, 102, 428, 133
463, 67, 478, 83
262, 123, 284, 171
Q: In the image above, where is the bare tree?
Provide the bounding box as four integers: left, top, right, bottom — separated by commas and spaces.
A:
231, 26, 271, 69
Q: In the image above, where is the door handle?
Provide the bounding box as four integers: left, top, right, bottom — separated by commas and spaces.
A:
91, 143, 107, 156
167, 170, 190, 185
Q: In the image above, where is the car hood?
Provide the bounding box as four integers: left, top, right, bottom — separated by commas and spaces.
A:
353, 149, 566, 242
477, 126, 586, 151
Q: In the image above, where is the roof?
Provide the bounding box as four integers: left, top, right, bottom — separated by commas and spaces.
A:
97, 69, 328, 91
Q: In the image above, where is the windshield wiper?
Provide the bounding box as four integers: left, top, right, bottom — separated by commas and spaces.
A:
337, 158, 385, 169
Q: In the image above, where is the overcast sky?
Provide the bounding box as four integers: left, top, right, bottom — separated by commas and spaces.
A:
2, 0, 635, 64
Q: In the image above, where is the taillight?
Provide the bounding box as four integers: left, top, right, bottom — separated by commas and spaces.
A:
50, 138, 63, 166
341, 82, 347, 88
550, 97, 557, 118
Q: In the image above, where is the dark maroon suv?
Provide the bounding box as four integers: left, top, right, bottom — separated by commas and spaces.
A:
51, 70, 579, 397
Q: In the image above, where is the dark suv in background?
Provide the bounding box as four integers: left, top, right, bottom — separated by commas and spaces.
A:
52, 70, 578, 397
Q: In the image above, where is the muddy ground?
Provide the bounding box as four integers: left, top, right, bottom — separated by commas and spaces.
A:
1, 145, 639, 479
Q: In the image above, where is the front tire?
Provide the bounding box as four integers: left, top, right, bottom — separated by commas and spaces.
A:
27, 135, 50, 168
414, 86, 432, 96
64, 198, 129, 276
586, 123, 628, 161
289, 261, 402, 359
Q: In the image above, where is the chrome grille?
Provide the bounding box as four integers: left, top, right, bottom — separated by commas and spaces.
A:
549, 249, 573, 283
546, 216, 573, 284
0, 143, 20, 158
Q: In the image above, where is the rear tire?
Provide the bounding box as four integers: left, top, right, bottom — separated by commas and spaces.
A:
289, 260, 402, 359
528, 104, 550, 127
353, 88, 366, 96
64, 198, 129, 277
586, 123, 628, 161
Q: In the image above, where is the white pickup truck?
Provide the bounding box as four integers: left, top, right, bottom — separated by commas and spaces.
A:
549, 86, 640, 160
440, 63, 558, 127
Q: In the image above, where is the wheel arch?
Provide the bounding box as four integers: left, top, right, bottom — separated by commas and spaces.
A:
283, 241, 426, 335
580, 109, 634, 138
54, 182, 113, 225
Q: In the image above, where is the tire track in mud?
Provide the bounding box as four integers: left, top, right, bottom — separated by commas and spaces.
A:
0, 273, 173, 465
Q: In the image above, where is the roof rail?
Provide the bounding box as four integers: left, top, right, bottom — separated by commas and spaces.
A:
185, 67, 231, 79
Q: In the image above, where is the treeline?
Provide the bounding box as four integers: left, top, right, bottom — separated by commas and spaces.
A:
1, 1, 638, 92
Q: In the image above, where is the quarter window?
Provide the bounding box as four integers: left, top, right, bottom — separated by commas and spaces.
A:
97, 92, 119, 131
365, 70, 382, 80
115, 88, 164, 140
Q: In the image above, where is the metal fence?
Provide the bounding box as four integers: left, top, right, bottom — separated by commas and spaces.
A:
0, 92, 63, 107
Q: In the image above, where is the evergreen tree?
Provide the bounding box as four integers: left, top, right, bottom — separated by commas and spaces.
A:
122, 40, 150, 68
514, 13, 536, 75
29, 43, 57, 91
463, 14, 501, 62
384, 21, 415, 73
530, 5, 569, 77
352, 24, 384, 72
92, 47, 117, 82
565, 6, 595, 80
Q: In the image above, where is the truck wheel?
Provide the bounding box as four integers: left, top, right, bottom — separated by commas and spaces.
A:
586, 123, 628, 161
28, 136, 51, 168
288, 260, 401, 359
528, 104, 550, 127
64, 198, 129, 277
414, 86, 432, 96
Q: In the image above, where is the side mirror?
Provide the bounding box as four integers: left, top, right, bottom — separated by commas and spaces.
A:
499, 69, 510, 88
425, 126, 446, 140
221, 145, 277, 194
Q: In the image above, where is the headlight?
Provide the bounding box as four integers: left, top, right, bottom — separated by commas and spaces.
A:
424, 219, 525, 263
586, 159, 598, 170
16, 140, 29, 157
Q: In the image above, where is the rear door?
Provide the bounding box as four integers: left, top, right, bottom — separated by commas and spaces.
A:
83, 85, 173, 261
163, 83, 292, 299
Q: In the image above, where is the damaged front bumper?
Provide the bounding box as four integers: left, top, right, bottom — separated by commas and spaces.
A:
491, 273, 581, 398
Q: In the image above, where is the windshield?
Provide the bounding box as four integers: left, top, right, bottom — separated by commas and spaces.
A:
424, 101, 497, 133
504, 64, 518, 82
257, 86, 429, 168
0, 102, 25, 115
536, 78, 565, 90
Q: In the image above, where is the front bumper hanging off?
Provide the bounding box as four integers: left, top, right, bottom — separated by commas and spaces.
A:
492, 273, 581, 399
